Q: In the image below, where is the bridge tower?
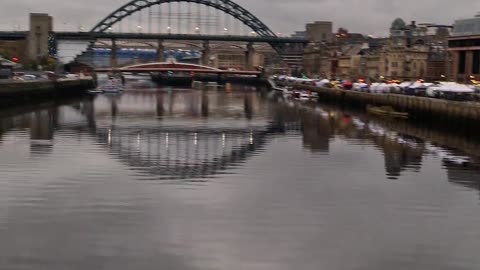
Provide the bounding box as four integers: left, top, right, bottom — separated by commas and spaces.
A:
27, 13, 53, 61
110, 38, 118, 69
201, 41, 211, 66
157, 40, 165, 62
245, 42, 255, 70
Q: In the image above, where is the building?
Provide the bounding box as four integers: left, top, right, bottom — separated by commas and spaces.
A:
302, 21, 333, 77
335, 44, 364, 79
449, 13, 480, 82
426, 45, 449, 81
379, 19, 429, 80
306, 21, 333, 43
0, 40, 27, 64
27, 13, 53, 61
334, 28, 368, 45
291, 31, 307, 39
302, 43, 330, 77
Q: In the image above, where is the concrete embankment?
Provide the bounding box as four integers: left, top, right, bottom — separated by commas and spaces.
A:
0, 78, 95, 102
280, 82, 480, 121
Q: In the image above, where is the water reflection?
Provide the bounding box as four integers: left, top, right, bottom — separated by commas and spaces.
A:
1, 89, 480, 187
4, 88, 480, 269
269, 97, 480, 185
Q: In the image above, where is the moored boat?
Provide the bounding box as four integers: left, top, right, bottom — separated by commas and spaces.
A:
367, 105, 408, 118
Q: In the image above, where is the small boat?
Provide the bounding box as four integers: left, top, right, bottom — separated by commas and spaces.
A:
367, 105, 408, 118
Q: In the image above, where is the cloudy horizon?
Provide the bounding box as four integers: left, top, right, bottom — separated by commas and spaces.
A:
0, 0, 479, 37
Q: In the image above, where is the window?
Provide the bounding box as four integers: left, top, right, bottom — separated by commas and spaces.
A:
459, 51, 466, 74
391, 62, 398, 68
322, 33, 327, 40
473, 50, 480, 74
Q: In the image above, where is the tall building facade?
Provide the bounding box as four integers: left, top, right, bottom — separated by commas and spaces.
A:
379, 19, 429, 80
449, 13, 480, 82
306, 21, 333, 43
27, 13, 53, 61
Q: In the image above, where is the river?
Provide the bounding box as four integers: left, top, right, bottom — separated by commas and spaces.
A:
1, 84, 480, 270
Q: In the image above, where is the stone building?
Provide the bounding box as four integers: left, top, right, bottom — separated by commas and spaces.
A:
306, 21, 333, 44
27, 13, 53, 61
426, 46, 449, 81
379, 18, 429, 80
302, 43, 331, 78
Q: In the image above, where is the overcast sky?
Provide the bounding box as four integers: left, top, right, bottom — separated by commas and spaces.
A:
0, 0, 479, 36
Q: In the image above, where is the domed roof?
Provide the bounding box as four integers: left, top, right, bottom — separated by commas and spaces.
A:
391, 18, 406, 30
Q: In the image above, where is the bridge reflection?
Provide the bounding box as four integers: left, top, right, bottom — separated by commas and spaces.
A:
1, 90, 480, 192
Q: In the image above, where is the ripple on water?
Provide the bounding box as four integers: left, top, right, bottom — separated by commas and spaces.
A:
1, 89, 480, 269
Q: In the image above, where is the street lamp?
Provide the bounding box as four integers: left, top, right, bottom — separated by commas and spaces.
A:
195, 26, 200, 34
137, 25, 142, 33
223, 27, 228, 35
166, 26, 171, 34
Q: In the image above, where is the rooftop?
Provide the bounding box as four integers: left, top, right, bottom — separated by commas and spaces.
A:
452, 13, 480, 36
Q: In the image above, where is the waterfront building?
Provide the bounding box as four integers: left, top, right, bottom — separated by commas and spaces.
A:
378, 19, 429, 80
0, 40, 27, 64
306, 21, 333, 44
302, 43, 331, 78
27, 13, 53, 61
0, 13, 53, 64
449, 13, 480, 82
334, 28, 368, 45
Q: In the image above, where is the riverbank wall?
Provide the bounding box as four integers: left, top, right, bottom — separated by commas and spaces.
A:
277, 82, 480, 121
0, 78, 95, 105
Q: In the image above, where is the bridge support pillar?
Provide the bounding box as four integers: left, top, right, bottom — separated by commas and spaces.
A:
157, 39, 165, 62
110, 38, 118, 71
245, 42, 255, 71
201, 41, 211, 66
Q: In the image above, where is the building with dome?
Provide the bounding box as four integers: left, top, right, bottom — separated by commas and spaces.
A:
378, 19, 429, 80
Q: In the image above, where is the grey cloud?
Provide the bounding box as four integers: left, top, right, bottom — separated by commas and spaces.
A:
1, 0, 479, 36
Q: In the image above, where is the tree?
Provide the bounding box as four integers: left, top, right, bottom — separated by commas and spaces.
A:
0, 49, 12, 60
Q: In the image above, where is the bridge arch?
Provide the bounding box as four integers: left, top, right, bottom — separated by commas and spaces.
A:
163, 41, 204, 50
91, 0, 276, 38
210, 44, 246, 51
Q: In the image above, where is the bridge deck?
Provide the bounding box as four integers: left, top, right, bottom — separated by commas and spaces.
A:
95, 67, 261, 75
53, 32, 308, 44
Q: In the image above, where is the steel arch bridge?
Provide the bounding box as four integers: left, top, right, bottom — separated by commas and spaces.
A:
53, 0, 306, 67
91, 0, 276, 37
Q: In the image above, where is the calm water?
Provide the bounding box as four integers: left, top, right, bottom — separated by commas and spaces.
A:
1, 85, 480, 270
